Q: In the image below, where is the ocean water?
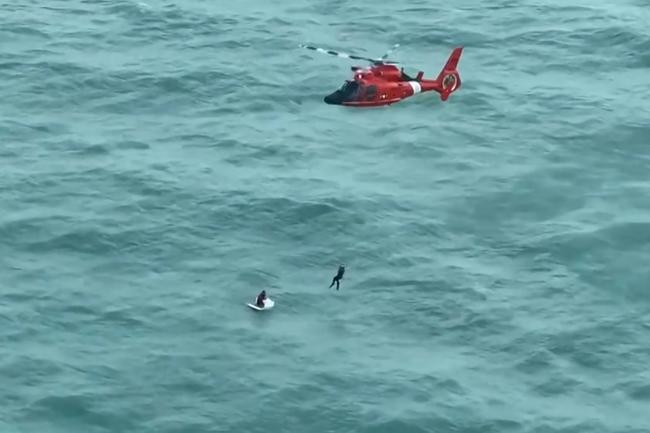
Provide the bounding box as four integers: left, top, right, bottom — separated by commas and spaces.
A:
2, 0, 650, 432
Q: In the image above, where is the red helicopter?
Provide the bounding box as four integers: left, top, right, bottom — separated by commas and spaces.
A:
300, 43, 463, 107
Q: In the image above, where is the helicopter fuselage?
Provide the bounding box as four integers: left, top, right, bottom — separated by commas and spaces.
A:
324, 62, 459, 107
324, 64, 420, 107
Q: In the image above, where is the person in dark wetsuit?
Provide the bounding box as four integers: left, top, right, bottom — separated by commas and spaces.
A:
255, 290, 267, 308
329, 265, 345, 290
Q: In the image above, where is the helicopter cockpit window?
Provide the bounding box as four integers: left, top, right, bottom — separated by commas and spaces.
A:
339, 81, 360, 100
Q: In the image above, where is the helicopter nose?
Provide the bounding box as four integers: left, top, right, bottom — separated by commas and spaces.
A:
324, 91, 343, 105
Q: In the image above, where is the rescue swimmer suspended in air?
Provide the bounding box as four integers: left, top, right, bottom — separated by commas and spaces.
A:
299, 43, 463, 107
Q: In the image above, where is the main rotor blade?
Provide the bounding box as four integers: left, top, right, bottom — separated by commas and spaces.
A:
380, 43, 400, 60
299, 44, 379, 64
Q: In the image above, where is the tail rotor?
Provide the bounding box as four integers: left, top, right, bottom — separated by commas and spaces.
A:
436, 47, 463, 101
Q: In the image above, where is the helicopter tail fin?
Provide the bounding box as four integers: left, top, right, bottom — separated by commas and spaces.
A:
436, 47, 463, 101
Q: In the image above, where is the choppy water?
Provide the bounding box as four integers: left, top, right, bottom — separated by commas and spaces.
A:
2, 1, 650, 432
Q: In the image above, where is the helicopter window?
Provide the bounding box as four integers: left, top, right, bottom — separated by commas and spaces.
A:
339, 81, 360, 99
365, 85, 377, 100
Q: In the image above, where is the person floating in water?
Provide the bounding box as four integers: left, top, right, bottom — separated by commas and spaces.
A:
255, 290, 267, 308
329, 264, 345, 290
